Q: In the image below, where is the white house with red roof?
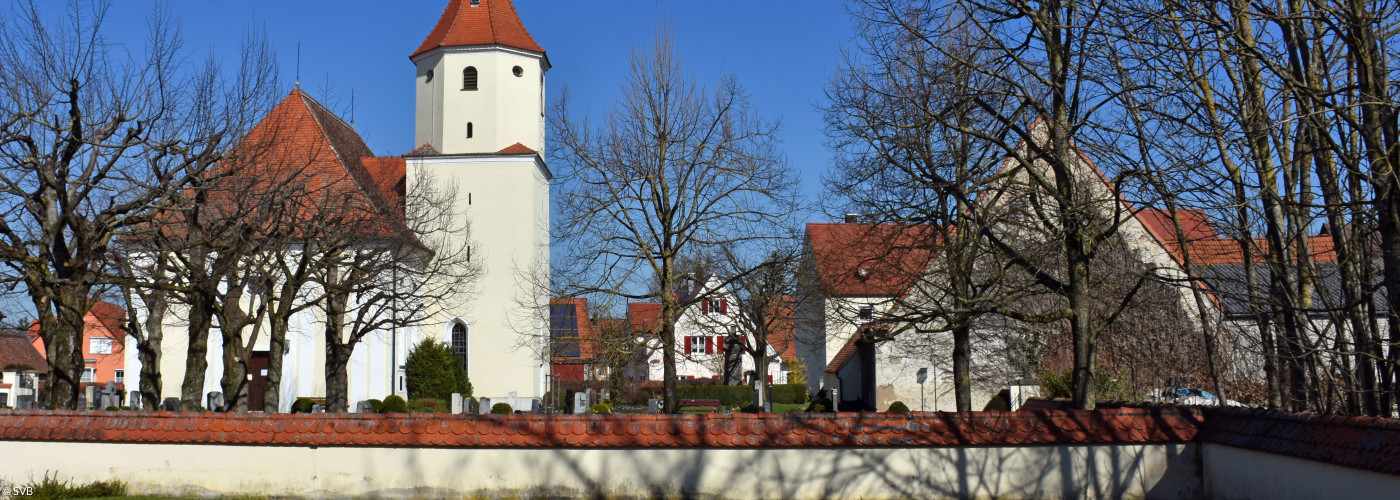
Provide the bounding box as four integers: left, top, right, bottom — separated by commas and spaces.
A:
127, 0, 552, 411
634, 277, 796, 386
800, 120, 1208, 411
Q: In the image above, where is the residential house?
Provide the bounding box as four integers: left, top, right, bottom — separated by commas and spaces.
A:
30, 301, 128, 397
634, 277, 795, 385
801, 120, 1207, 411
550, 298, 607, 382
0, 329, 47, 409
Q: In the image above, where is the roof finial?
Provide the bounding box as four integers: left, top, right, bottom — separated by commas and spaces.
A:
295, 42, 301, 89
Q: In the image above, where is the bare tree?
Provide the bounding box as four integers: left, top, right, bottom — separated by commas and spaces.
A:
550, 32, 798, 413
317, 166, 480, 413
0, 0, 277, 409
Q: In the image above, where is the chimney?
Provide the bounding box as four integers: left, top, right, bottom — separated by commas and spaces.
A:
844, 214, 859, 224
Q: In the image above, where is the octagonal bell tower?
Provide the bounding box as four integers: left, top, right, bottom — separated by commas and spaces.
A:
412, 0, 548, 155
407, 0, 552, 400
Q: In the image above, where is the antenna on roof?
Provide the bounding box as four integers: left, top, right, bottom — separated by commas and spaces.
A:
295, 42, 301, 89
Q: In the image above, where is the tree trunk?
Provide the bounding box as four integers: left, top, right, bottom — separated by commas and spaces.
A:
952, 320, 972, 412
263, 319, 288, 413
323, 282, 350, 413
181, 291, 214, 411
218, 332, 249, 413
36, 298, 84, 410
138, 297, 166, 411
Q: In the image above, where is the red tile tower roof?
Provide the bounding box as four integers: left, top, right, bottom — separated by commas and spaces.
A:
412, 0, 545, 59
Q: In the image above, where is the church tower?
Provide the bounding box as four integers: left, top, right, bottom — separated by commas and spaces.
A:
406, 0, 551, 400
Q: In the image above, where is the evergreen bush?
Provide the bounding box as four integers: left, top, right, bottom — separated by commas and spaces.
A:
887, 401, 910, 413
405, 338, 473, 403
380, 395, 408, 413
490, 402, 513, 415
675, 384, 751, 407
291, 397, 316, 413
368, 399, 385, 413
590, 402, 611, 415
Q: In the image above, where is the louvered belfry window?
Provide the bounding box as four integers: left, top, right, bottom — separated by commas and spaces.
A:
463, 66, 478, 91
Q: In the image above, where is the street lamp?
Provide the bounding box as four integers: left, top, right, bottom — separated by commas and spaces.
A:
916, 368, 928, 411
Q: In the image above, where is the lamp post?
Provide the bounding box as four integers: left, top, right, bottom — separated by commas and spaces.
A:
916, 368, 928, 411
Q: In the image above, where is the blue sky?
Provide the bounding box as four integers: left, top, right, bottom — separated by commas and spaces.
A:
99, 0, 856, 209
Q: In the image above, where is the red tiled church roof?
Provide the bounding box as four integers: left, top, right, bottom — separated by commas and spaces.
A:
497, 142, 536, 155
411, 0, 545, 59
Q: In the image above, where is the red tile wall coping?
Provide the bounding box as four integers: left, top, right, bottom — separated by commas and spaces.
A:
1198, 407, 1400, 477
0, 407, 1202, 449
1022, 398, 1400, 477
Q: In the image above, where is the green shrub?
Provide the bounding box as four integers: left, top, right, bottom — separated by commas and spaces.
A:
491, 402, 513, 415
590, 403, 612, 415
291, 397, 316, 413
105, 406, 119, 411
367, 399, 385, 413
380, 395, 408, 413
27, 472, 127, 499
983, 389, 1011, 411
887, 401, 910, 412
675, 384, 752, 407
806, 396, 833, 412
408, 398, 442, 413
405, 338, 473, 403
768, 383, 809, 404
1040, 368, 1135, 402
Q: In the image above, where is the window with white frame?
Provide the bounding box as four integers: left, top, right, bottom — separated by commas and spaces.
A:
81, 367, 95, 383
90, 337, 112, 355
688, 336, 707, 354
114, 369, 124, 384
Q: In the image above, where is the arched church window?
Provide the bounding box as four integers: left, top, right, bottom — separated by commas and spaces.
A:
451, 322, 468, 372
463, 67, 478, 91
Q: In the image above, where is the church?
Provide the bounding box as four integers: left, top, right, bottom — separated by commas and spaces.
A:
124, 0, 551, 412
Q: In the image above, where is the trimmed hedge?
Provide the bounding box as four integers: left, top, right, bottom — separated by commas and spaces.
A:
491, 402, 514, 415
887, 401, 910, 412
769, 383, 809, 404
675, 385, 752, 407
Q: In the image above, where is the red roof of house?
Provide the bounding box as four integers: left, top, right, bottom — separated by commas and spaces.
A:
764, 296, 798, 363
0, 332, 46, 372
1180, 235, 1339, 266
412, 0, 545, 58
628, 303, 663, 335
1138, 209, 1220, 242
88, 301, 126, 336
807, 223, 940, 297
551, 298, 601, 362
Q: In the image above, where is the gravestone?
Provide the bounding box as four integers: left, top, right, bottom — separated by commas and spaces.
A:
529, 399, 541, 413
161, 397, 181, 412
355, 400, 373, 413
466, 397, 479, 414
573, 392, 588, 414
129, 391, 142, 410
648, 398, 660, 415
477, 397, 491, 414
600, 387, 610, 403
0, 393, 8, 408
206, 392, 225, 412
311, 404, 324, 413
100, 392, 119, 410
451, 393, 464, 414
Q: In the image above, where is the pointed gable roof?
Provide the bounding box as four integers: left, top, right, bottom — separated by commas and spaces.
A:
412, 0, 545, 59
230, 89, 407, 238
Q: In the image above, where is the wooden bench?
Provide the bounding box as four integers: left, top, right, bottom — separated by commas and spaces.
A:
676, 399, 724, 412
